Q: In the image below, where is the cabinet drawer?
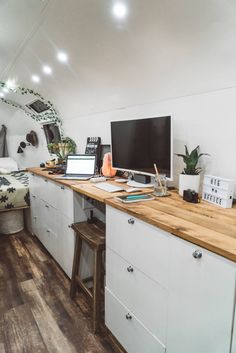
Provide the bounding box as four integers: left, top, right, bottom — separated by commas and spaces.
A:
30, 173, 45, 198
49, 182, 74, 219
55, 214, 75, 278
30, 174, 73, 218
106, 248, 167, 344
105, 288, 166, 353
106, 206, 170, 287
30, 174, 54, 205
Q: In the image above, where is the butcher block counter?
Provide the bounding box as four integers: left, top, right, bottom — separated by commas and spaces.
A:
106, 191, 236, 262
27, 167, 236, 262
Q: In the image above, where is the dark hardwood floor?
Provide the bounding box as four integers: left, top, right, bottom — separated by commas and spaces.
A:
0, 230, 115, 353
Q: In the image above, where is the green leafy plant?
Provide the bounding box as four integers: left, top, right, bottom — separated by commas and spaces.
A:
48, 137, 76, 159
61, 137, 76, 154
176, 145, 209, 175
47, 143, 59, 155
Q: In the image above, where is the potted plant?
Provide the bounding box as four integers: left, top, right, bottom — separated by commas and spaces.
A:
176, 145, 209, 196
47, 137, 76, 163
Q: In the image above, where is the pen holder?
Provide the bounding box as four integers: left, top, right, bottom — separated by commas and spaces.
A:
154, 174, 167, 197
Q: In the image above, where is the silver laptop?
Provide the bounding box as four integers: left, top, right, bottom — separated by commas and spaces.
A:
56, 154, 96, 180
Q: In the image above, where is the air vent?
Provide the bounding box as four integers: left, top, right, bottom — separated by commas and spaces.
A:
26, 99, 49, 114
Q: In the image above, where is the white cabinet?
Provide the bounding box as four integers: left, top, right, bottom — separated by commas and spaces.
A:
29, 173, 85, 278
106, 205, 236, 353
106, 205, 170, 287
167, 236, 236, 353
105, 288, 165, 353
106, 248, 168, 344
106, 206, 169, 352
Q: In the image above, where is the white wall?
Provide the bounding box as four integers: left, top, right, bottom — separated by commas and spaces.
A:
63, 86, 236, 188
0, 104, 50, 169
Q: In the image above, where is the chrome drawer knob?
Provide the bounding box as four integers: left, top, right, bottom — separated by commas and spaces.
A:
61, 186, 65, 190
128, 218, 134, 225
126, 313, 132, 320
44, 179, 48, 182
193, 250, 202, 259
45, 204, 49, 208
127, 266, 134, 273
32, 195, 36, 198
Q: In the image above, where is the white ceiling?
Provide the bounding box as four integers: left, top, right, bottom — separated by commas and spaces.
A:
1, 0, 236, 120
0, 0, 49, 79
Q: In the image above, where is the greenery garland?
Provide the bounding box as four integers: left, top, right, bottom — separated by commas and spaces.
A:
0, 81, 63, 134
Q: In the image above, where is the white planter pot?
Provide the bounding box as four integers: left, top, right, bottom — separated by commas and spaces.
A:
179, 174, 200, 196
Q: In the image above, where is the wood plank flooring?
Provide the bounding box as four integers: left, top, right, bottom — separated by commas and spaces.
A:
0, 230, 115, 353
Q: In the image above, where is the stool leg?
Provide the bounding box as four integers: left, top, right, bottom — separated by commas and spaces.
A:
93, 249, 102, 333
70, 234, 82, 299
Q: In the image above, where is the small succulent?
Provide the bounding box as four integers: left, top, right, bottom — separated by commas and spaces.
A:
176, 145, 209, 175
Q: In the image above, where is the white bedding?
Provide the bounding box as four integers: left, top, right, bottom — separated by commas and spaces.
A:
0, 157, 18, 173
0, 171, 29, 210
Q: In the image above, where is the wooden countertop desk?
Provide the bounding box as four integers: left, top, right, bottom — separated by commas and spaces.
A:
106, 192, 236, 262
27, 167, 236, 262
27, 167, 153, 202
70, 182, 154, 203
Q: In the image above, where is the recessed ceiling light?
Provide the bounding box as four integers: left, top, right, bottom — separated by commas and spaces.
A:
0, 92, 4, 98
57, 51, 68, 63
5, 78, 18, 91
112, 2, 128, 19
32, 75, 40, 83
42, 65, 52, 75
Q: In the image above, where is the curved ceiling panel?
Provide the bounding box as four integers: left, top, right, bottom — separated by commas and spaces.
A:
0, 0, 48, 79
1, 0, 236, 120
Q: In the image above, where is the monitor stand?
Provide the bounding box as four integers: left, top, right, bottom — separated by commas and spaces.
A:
127, 180, 154, 188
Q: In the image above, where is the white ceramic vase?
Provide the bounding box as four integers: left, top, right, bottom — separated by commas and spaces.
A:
178, 174, 200, 196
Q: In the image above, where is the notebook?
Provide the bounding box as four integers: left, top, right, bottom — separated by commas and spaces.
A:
56, 154, 96, 180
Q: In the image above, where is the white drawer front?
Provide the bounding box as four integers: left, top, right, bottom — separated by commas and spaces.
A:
30, 174, 74, 218
106, 206, 170, 287
167, 236, 236, 353
105, 288, 166, 353
30, 173, 45, 198
30, 173, 54, 205
106, 248, 168, 344
39, 201, 58, 253
50, 182, 74, 219
55, 214, 75, 278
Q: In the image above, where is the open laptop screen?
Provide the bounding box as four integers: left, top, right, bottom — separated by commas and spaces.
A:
66, 155, 96, 175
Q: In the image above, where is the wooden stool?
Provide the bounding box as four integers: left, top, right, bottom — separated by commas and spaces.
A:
70, 219, 105, 333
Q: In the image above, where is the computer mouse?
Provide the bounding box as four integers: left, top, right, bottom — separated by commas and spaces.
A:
126, 187, 142, 193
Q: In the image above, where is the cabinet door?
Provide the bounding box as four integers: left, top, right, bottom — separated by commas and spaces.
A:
167, 236, 236, 353
106, 206, 170, 287
106, 248, 168, 345
55, 215, 75, 278
50, 183, 74, 219
105, 288, 166, 353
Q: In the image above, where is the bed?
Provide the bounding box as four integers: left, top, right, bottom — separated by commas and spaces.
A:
0, 158, 29, 234
0, 171, 29, 211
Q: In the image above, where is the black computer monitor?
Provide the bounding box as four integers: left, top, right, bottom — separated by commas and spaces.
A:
111, 116, 172, 179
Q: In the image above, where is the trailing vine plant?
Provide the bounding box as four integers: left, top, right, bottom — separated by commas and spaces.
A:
0, 80, 63, 135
